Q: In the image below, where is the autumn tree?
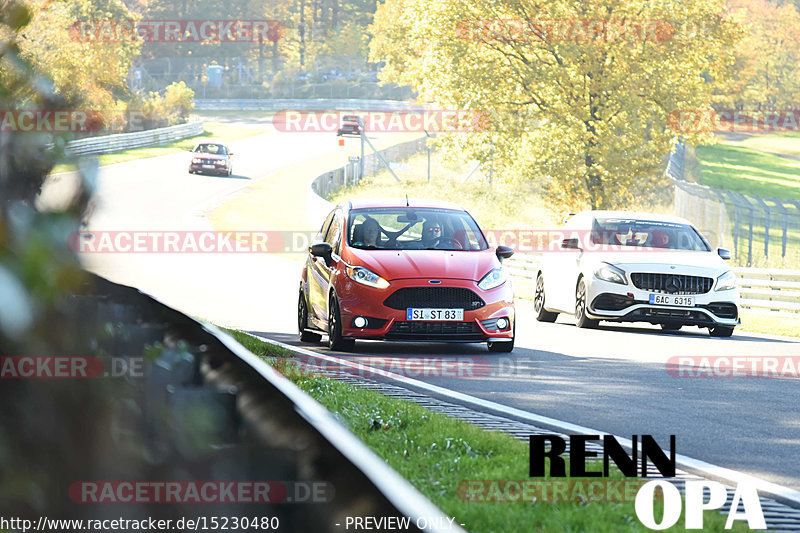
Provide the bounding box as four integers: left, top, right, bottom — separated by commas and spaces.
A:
268, 0, 376, 72
724, 0, 800, 110
370, 0, 743, 213
18, 0, 142, 110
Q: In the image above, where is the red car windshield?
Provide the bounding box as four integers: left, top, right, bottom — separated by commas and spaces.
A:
348, 207, 488, 251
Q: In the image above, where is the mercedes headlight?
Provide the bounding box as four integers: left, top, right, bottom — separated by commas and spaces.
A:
345, 265, 389, 289
192, 158, 202, 164
478, 268, 507, 290
593, 262, 627, 285
716, 270, 737, 291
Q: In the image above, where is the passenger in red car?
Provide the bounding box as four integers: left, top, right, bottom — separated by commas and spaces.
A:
422, 221, 443, 248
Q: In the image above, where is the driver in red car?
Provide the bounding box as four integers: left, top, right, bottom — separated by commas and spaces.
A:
362, 218, 382, 247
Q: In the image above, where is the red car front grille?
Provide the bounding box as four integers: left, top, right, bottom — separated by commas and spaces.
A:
383, 287, 485, 310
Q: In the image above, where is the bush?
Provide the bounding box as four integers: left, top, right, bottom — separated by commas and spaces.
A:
139, 91, 170, 130
164, 81, 195, 124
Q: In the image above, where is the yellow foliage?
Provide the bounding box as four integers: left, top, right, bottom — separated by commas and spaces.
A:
370, 0, 742, 211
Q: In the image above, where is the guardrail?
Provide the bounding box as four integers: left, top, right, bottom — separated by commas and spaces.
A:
194, 99, 423, 112
65, 120, 204, 157
734, 267, 800, 316
307, 136, 429, 225
504, 253, 800, 317
3, 272, 456, 531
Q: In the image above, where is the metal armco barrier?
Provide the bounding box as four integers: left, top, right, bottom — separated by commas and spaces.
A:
734, 267, 800, 316
311, 137, 428, 200
0, 273, 458, 533
504, 253, 800, 317
65, 120, 204, 157
193, 99, 424, 112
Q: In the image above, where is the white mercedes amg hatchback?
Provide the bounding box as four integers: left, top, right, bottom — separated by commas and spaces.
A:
534, 211, 739, 337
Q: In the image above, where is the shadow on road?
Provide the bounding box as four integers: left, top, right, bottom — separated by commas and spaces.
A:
548, 319, 799, 343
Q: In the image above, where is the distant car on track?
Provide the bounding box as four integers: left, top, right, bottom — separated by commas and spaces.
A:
298, 199, 516, 352
188, 141, 234, 176
336, 115, 361, 136
534, 211, 739, 337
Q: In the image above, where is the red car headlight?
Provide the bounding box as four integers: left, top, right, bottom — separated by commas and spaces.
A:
345, 264, 390, 289
477, 268, 507, 290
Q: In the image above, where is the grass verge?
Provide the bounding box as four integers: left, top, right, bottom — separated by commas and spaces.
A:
208, 132, 421, 235
694, 135, 800, 200
676, 143, 800, 267
222, 328, 745, 533
50, 121, 266, 174
738, 312, 800, 338
327, 150, 557, 229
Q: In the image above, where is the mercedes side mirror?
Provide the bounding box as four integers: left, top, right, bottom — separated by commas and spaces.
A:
561, 238, 581, 250
717, 247, 731, 260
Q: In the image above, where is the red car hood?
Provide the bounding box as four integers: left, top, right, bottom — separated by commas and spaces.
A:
346, 248, 498, 281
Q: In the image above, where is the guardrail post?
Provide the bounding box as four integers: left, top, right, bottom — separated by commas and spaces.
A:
726, 192, 740, 260
721, 191, 754, 265
737, 194, 755, 266
754, 197, 771, 258
710, 189, 729, 248
790, 200, 800, 263
769, 199, 789, 258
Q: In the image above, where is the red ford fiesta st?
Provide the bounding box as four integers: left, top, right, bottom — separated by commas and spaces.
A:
298, 199, 515, 352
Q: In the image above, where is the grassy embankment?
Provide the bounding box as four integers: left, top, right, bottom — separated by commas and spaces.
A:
226, 329, 744, 533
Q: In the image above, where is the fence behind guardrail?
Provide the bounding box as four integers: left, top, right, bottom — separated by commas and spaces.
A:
667, 141, 800, 266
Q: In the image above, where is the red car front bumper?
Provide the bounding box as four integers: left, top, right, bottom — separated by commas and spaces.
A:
336, 278, 514, 342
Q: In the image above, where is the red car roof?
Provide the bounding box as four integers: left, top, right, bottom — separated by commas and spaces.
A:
346, 198, 468, 211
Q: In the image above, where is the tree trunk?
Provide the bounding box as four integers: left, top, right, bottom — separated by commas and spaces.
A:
297, 0, 306, 68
